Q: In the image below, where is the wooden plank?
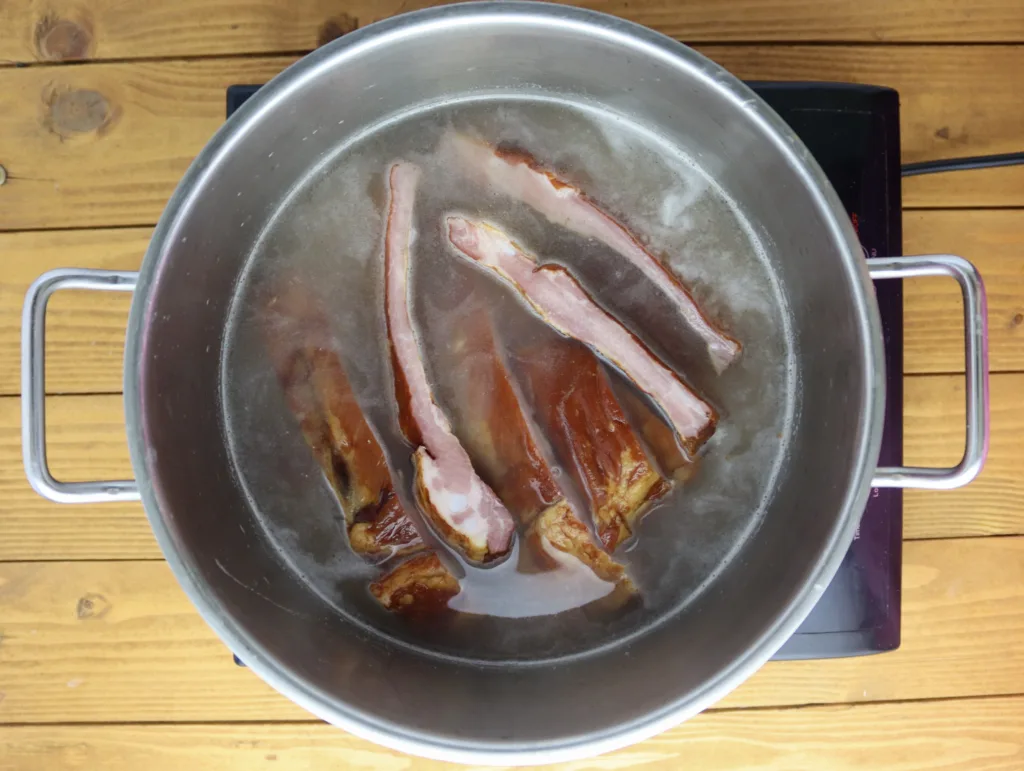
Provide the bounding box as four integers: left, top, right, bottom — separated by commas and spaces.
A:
3, 0, 1024, 66
721, 538, 1024, 710
0, 372, 1020, 561
2, 696, 1024, 771
0, 0, 359, 63
0, 560, 306, 722
0, 211, 1019, 399
700, 45, 1024, 210
0, 56, 299, 231
0, 537, 1022, 722
903, 373, 1024, 539
2, 49, 1024, 232
0, 227, 145, 396
0, 394, 155, 561
903, 210, 1024, 376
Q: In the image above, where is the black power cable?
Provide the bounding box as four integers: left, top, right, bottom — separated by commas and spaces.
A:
901, 151, 1024, 177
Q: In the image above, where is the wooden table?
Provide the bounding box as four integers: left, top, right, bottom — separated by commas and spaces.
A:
1, 2, 1022, 768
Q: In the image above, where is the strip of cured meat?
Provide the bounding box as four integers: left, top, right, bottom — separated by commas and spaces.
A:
442, 133, 741, 373
261, 284, 422, 561
384, 162, 516, 564
517, 341, 669, 551
370, 552, 461, 617
438, 298, 562, 526
446, 215, 717, 456
438, 303, 635, 598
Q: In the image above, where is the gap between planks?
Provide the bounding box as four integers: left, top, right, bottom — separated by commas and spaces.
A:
3, 0, 1024, 68
0, 537, 1022, 720
0, 372, 1021, 562
1, 688, 1023, 727
3, 46, 1024, 232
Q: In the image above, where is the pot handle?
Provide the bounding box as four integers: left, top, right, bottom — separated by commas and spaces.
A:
867, 254, 989, 490
22, 268, 141, 504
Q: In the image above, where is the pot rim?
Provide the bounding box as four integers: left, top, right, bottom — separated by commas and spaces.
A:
124, 2, 885, 764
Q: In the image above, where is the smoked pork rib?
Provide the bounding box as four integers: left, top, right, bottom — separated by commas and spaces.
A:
443, 133, 741, 373
441, 300, 561, 525
370, 552, 461, 617
443, 303, 635, 592
384, 162, 516, 564
518, 342, 669, 551
446, 215, 717, 456
262, 285, 423, 561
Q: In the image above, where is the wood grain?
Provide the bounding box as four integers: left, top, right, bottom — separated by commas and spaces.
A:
0, 372, 1020, 561
0, 395, 152, 561
2, 49, 1024, 231
0, 57, 298, 231
1, 696, 1023, 770
903, 373, 1024, 538
701, 45, 1024, 210
903, 210, 1024, 375
0, 227, 145, 396
3, 0, 1024, 67
0, 0, 359, 64
0, 537, 1021, 722
1, 211, 1020, 399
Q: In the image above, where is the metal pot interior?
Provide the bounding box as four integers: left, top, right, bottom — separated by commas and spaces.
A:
126, 3, 882, 760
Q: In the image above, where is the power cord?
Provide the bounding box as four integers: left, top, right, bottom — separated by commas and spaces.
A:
901, 151, 1024, 177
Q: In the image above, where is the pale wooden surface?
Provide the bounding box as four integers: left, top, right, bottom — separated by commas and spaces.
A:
0, 373, 1018, 561
3, 47, 1024, 231
3, 0, 1024, 65
2, 696, 1023, 771
0, 538, 1021, 723
903, 209, 1024, 375
0, 1, 1022, 769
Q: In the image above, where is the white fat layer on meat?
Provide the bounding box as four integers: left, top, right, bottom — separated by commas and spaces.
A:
387, 164, 515, 559
445, 133, 738, 372
416, 451, 491, 551
447, 217, 713, 444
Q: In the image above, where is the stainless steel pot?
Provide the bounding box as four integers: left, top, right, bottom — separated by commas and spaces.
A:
22, 3, 988, 764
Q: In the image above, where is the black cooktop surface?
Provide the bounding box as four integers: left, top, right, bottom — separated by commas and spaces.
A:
754, 83, 903, 659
